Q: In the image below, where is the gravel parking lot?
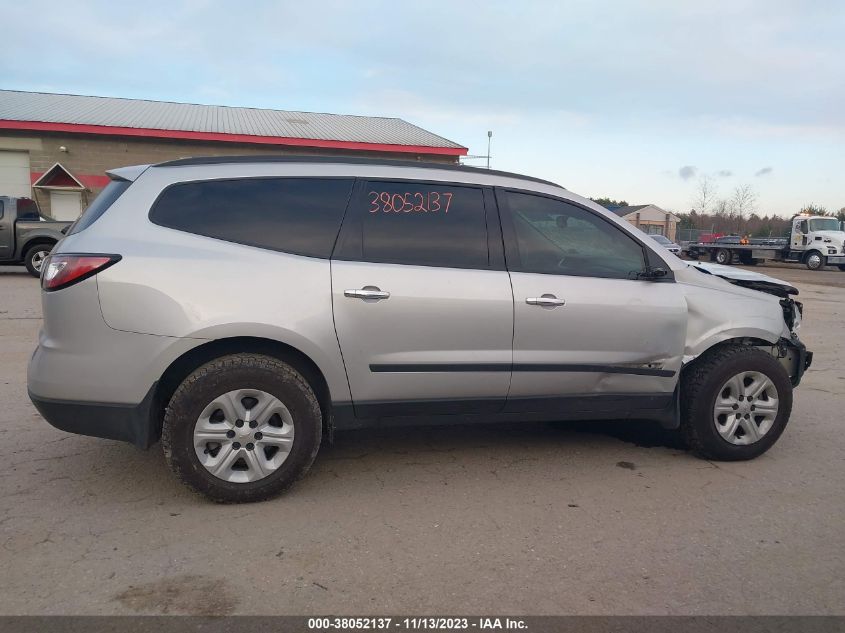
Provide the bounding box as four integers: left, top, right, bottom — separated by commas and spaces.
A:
1, 263, 843, 615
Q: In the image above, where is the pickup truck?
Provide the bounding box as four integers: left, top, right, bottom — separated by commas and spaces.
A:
0, 197, 71, 277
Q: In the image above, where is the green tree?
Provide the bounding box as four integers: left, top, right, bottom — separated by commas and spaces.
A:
799, 204, 829, 216
590, 197, 628, 209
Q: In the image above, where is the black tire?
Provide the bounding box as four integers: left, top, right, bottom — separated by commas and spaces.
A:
837, 265, 845, 272
680, 345, 793, 461
23, 242, 55, 277
805, 250, 825, 271
715, 248, 731, 265
162, 353, 322, 503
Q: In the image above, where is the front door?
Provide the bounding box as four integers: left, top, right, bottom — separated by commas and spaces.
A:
498, 190, 687, 413
332, 180, 513, 417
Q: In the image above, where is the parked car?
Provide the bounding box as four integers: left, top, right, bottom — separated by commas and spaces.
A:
28, 157, 812, 502
649, 234, 681, 255
0, 196, 71, 276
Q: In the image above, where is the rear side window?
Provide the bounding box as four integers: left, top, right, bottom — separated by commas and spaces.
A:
67, 180, 131, 235
358, 181, 489, 268
16, 198, 41, 220
150, 178, 354, 258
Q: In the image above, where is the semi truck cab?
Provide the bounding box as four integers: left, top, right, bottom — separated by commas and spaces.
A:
791, 215, 845, 271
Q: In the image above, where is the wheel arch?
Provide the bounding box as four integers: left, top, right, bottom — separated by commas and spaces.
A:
681, 336, 777, 377
802, 249, 825, 268
19, 236, 57, 259
802, 248, 823, 261
153, 336, 334, 445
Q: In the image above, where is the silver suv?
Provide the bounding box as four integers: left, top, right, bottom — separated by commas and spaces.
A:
28, 157, 812, 502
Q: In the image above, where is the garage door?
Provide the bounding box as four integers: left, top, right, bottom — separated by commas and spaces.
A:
0, 151, 31, 198
50, 191, 83, 220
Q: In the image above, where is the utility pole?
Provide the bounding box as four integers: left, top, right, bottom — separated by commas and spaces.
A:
486, 130, 492, 169
458, 131, 494, 168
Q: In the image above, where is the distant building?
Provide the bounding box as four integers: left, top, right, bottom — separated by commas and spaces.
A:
609, 204, 680, 241
0, 90, 467, 219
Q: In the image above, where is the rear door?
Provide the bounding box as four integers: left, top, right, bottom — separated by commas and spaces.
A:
331, 180, 513, 417
498, 189, 687, 414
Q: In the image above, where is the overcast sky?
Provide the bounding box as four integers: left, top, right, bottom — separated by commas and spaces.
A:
2, 0, 842, 216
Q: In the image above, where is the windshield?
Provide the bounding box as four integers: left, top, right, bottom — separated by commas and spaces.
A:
650, 235, 671, 244
809, 218, 842, 232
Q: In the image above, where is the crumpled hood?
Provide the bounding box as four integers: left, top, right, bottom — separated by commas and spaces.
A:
689, 262, 798, 297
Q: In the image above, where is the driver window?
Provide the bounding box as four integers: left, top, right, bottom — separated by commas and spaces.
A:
505, 192, 646, 279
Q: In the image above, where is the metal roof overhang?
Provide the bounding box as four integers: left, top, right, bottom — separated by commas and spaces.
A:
0, 120, 468, 156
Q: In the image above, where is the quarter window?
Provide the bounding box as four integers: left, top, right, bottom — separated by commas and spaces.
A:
149, 178, 354, 258
359, 181, 489, 269
67, 181, 130, 235
505, 192, 646, 279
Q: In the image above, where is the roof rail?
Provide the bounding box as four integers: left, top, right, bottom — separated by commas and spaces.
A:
153, 155, 563, 188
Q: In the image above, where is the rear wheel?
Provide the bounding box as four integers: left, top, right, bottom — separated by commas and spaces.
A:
715, 248, 731, 265
837, 265, 845, 272
680, 345, 792, 461
162, 353, 322, 502
23, 243, 54, 277
805, 250, 825, 270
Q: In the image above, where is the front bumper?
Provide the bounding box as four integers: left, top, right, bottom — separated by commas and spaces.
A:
28, 383, 159, 449
780, 336, 813, 387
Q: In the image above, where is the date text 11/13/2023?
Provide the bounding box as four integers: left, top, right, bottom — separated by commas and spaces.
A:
369, 190, 454, 214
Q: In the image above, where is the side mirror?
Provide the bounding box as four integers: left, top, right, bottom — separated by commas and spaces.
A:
635, 267, 668, 281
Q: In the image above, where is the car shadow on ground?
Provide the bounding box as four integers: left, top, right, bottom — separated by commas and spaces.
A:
320, 417, 689, 462
561, 418, 687, 450
0, 267, 32, 277
29, 417, 690, 505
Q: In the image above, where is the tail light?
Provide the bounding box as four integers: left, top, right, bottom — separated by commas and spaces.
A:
42, 254, 121, 292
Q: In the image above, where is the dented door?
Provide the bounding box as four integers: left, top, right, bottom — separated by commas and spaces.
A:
497, 189, 687, 411
507, 273, 686, 408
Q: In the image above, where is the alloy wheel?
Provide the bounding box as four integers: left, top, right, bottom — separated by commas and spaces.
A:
193, 389, 295, 483
713, 371, 779, 445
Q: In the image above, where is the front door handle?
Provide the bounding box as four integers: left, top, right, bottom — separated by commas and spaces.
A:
344, 287, 390, 301
526, 295, 565, 307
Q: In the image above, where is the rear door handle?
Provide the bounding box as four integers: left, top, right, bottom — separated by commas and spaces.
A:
344, 287, 390, 301
526, 295, 565, 307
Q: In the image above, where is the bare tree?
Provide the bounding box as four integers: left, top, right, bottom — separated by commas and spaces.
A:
712, 198, 730, 217
731, 184, 756, 232
693, 175, 717, 214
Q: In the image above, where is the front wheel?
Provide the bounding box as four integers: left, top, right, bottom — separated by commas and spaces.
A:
23, 243, 54, 277
805, 250, 825, 270
837, 265, 845, 272
162, 354, 322, 503
680, 345, 793, 461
